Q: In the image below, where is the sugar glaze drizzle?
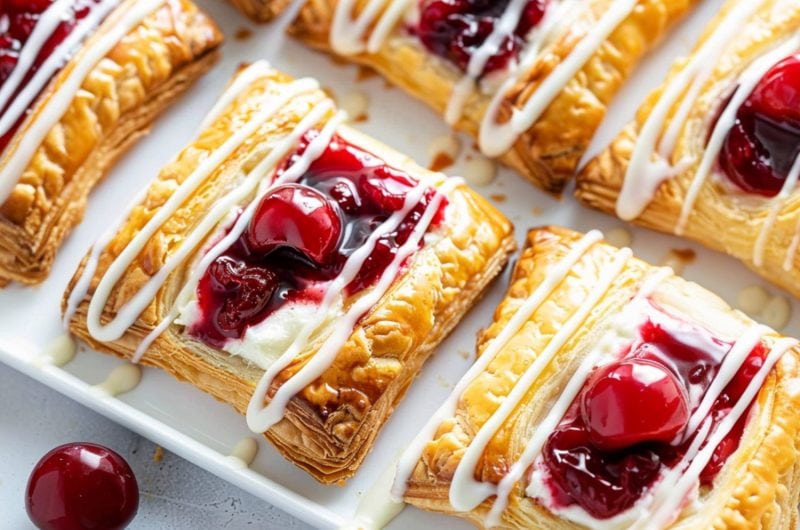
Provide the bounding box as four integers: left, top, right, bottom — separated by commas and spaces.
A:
327, 0, 635, 158
0, 0, 167, 204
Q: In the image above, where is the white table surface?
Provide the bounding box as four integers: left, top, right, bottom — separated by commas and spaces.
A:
0, 363, 313, 529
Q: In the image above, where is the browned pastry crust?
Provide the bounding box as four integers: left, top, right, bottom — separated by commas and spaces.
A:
64, 66, 516, 484
576, 0, 800, 300
0, 0, 223, 286
289, 0, 698, 193
229, 0, 293, 22
402, 226, 800, 529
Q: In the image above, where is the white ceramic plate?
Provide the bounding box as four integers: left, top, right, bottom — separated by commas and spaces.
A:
2, 1, 796, 528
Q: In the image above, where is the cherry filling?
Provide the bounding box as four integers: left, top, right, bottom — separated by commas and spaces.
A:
414, 0, 548, 74
718, 55, 800, 196
540, 303, 767, 520
0, 0, 105, 153
189, 132, 447, 348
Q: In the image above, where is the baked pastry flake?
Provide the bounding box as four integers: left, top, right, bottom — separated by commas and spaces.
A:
577, 0, 800, 299
289, 0, 699, 193
0, 0, 222, 286
63, 61, 516, 484
229, 0, 292, 22
385, 226, 800, 530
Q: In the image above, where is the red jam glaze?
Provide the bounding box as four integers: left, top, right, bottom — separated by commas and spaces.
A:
26, 443, 139, 530
0, 0, 103, 153
415, 0, 548, 74
718, 55, 800, 197
541, 303, 767, 520
189, 132, 447, 348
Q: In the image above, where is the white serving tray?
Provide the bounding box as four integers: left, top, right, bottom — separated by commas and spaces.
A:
1, 1, 796, 528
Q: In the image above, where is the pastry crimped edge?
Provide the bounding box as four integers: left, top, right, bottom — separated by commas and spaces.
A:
576, 0, 800, 300
0, 0, 223, 286
288, 0, 697, 194
229, 0, 293, 22
63, 67, 516, 484
400, 226, 800, 529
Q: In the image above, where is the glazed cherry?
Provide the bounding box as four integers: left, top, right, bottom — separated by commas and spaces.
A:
580, 358, 690, 451
416, 0, 548, 74
26, 443, 139, 530
718, 55, 800, 196
246, 184, 342, 265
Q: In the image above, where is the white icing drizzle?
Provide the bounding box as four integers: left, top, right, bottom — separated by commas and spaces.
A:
94, 363, 142, 396
486, 267, 673, 527
753, 152, 800, 267
330, 0, 412, 55
0, 0, 167, 204
616, 0, 766, 222
131, 103, 344, 362
246, 176, 460, 432
478, 0, 637, 157
84, 77, 320, 343
448, 248, 632, 512
341, 457, 406, 530
227, 437, 259, 468
198, 61, 275, 131
676, 36, 800, 235
0, 0, 119, 137
42, 334, 78, 367
391, 230, 604, 501
631, 337, 798, 529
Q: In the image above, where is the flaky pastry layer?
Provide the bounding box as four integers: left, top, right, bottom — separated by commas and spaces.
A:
229, 0, 293, 22
64, 67, 515, 484
576, 0, 800, 300
289, 0, 696, 193
0, 0, 222, 285
402, 226, 800, 530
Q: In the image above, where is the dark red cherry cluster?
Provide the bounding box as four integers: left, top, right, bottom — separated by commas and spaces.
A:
415, 0, 547, 74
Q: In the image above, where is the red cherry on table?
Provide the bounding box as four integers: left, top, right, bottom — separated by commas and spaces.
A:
246, 184, 342, 264
26, 443, 139, 530
580, 359, 690, 452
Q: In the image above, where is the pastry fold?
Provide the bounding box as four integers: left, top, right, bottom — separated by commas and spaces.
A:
577, 0, 800, 299
63, 65, 515, 484
229, 0, 292, 22
289, 0, 697, 193
0, 0, 222, 286
399, 226, 800, 529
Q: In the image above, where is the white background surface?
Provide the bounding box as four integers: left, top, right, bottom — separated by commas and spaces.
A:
3, 0, 799, 529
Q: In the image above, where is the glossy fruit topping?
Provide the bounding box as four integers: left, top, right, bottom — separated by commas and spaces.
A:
540, 303, 767, 519
581, 358, 690, 452
718, 55, 800, 196
189, 132, 447, 347
26, 442, 139, 530
246, 184, 343, 264
415, 0, 547, 74
0, 0, 104, 153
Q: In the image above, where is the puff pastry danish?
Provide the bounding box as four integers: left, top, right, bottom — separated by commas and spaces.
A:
577, 0, 800, 300
377, 226, 800, 530
0, 0, 222, 286
289, 0, 698, 193
229, 0, 292, 22
63, 62, 516, 484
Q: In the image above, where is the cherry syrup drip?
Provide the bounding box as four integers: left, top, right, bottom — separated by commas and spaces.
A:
0, 0, 103, 153
414, 0, 548, 74
718, 54, 800, 197
540, 302, 767, 519
189, 132, 447, 348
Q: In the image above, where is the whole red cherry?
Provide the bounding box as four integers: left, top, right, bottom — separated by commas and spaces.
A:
580, 359, 690, 452
246, 184, 342, 264
26, 443, 139, 530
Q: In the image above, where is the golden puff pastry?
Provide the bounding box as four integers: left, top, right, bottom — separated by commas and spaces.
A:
577, 0, 800, 300
383, 226, 800, 530
63, 62, 516, 485
289, 0, 698, 193
229, 0, 292, 22
0, 0, 222, 286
